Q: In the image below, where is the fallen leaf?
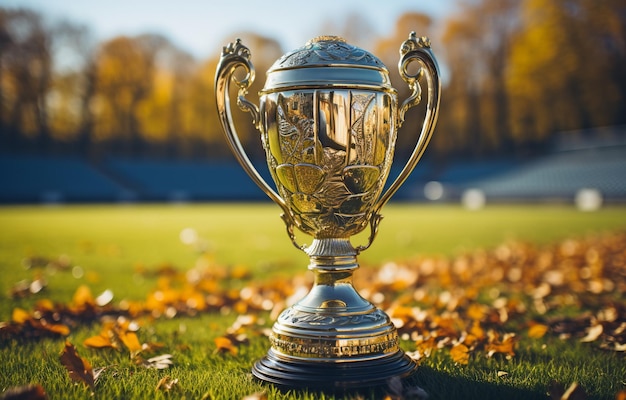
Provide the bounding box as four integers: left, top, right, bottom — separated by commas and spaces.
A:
450, 343, 469, 365
59, 341, 95, 389
141, 354, 173, 369
72, 285, 95, 309
241, 393, 267, 400
214, 336, 238, 355
118, 331, 142, 354
155, 375, 179, 392
485, 332, 516, 358
0, 384, 48, 399
11, 308, 30, 324
580, 324, 603, 343
528, 323, 549, 339
83, 333, 115, 349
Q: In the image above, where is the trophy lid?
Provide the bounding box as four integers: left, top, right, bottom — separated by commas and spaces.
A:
262, 36, 394, 93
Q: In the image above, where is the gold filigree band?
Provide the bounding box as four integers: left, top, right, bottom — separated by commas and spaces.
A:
270, 332, 399, 359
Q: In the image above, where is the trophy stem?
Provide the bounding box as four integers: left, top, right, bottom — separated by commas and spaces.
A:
252, 238, 417, 390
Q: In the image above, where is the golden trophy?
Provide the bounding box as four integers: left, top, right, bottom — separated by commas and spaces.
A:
215, 33, 440, 389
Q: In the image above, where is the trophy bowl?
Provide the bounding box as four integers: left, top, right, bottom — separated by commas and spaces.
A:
215, 33, 440, 390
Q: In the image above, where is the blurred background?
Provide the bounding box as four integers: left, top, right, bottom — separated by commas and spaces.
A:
0, 0, 624, 208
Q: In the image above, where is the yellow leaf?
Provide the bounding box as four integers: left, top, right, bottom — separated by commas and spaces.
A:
450, 343, 470, 365
214, 336, 238, 356
485, 333, 517, 358
40, 322, 70, 336
528, 323, 549, 339
12, 308, 30, 324
119, 331, 142, 353
467, 303, 487, 321
84, 334, 114, 349
72, 285, 95, 308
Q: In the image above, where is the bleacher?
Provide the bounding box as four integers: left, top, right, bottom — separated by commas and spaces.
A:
458, 146, 626, 201
1, 139, 624, 205
103, 158, 271, 201
0, 154, 129, 203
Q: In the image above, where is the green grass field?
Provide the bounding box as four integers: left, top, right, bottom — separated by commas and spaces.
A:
1, 203, 625, 399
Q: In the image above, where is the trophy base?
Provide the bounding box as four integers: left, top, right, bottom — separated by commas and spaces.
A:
252, 348, 417, 390
251, 238, 417, 390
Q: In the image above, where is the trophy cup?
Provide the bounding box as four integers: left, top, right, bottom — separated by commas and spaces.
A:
215, 32, 440, 389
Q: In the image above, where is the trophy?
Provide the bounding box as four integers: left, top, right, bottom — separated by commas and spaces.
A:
215, 32, 440, 390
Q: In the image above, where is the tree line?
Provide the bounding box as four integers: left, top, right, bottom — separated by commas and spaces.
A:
1, 0, 624, 162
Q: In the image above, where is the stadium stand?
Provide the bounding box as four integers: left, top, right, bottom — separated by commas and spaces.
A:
0, 153, 131, 203
1, 128, 624, 204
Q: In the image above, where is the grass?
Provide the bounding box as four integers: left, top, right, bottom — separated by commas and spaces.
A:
1, 203, 625, 399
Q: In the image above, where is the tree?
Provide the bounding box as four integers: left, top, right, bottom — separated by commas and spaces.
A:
0, 9, 53, 149
439, 0, 521, 158
506, 0, 626, 144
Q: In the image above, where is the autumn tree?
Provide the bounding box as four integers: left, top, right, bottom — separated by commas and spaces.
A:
92, 35, 156, 155
0, 9, 53, 149
438, 0, 521, 158
506, 0, 626, 144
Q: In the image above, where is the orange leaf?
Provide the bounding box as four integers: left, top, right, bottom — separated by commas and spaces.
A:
528, 323, 549, 339
467, 303, 487, 321
450, 343, 470, 365
214, 336, 238, 355
485, 333, 517, 358
119, 331, 142, 353
40, 322, 70, 336
59, 341, 95, 389
11, 308, 30, 324
72, 285, 95, 308
84, 334, 114, 349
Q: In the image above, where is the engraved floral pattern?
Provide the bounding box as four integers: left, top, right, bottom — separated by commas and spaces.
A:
272, 39, 386, 70
263, 89, 394, 238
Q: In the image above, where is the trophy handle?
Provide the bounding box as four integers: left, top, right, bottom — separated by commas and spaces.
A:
358, 32, 441, 252
215, 39, 303, 249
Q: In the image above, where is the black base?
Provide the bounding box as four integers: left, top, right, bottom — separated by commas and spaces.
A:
252, 349, 417, 391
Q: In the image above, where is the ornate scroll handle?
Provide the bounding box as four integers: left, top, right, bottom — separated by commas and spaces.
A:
376, 32, 441, 216
215, 39, 302, 250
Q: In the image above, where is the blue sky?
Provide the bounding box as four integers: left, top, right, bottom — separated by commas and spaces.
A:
2, 0, 456, 58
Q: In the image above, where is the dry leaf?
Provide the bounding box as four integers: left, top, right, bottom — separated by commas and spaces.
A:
450, 343, 470, 365
59, 341, 95, 390
83, 334, 115, 349
72, 285, 95, 308
214, 336, 238, 355
141, 354, 173, 369
485, 333, 516, 358
241, 392, 267, 400
118, 331, 142, 354
11, 308, 31, 324
580, 324, 603, 343
0, 384, 48, 400
155, 375, 179, 392
528, 323, 549, 339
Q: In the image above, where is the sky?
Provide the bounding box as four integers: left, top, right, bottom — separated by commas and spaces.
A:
2, 0, 456, 59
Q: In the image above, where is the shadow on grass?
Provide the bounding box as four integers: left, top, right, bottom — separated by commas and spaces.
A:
404, 366, 547, 400
264, 366, 548, 400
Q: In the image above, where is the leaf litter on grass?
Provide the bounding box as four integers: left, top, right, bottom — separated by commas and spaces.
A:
1, 230, 625, 398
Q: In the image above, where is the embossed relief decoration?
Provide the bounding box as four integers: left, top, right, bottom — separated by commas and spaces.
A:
266, 90, 391, 238
271, 39, 386, 70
